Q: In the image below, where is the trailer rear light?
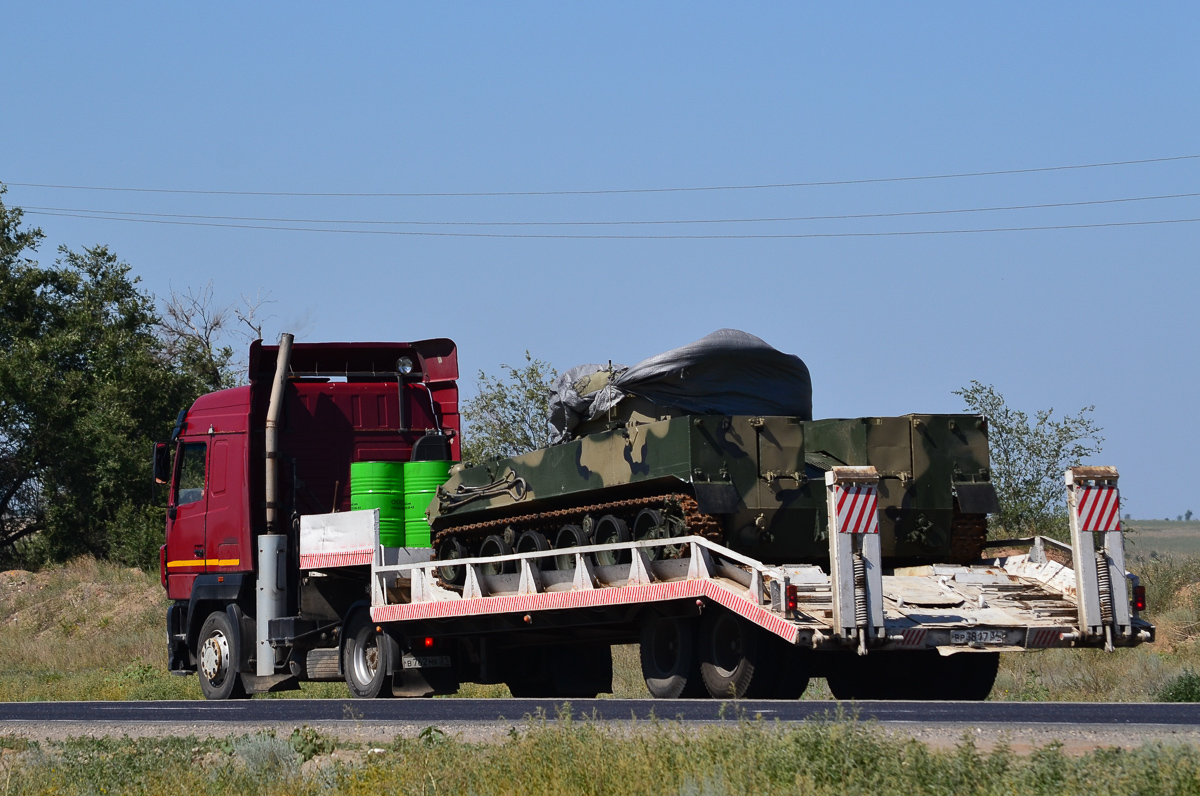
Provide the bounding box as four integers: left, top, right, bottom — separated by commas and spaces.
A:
786, 584, 799, 614
424, 637, 435, 648
1133, 585, 1147, 612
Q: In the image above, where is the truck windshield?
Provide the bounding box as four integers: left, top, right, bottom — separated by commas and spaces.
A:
176, 442, 207, 506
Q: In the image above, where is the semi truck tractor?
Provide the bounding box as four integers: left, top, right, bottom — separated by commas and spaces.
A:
157, 332, 1153, 700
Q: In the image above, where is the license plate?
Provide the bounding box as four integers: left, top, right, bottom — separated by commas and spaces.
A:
402, 655, 451, 669
951, 629, 1007, 645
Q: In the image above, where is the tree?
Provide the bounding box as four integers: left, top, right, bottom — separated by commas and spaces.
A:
0, 187, 207, 566
460, 353, 556, 464
954, 381, 1104, 541
1187, 510, 1194, 522
158, 283, 275, 391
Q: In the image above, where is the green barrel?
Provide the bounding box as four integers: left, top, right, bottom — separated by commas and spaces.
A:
403, 460, 452, 548
350, 461, 405, 547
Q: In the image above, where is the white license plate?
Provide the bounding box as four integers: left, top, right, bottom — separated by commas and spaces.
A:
402, 655, 451, 669
951, 629, 1008, 645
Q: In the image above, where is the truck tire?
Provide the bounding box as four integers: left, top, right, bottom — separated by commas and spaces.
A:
343, 612, 394, 699
769, 640, 812, 699
825, 651, 998, 701
697, 609, 776, 699
196, 611, 250, 701
640, 615, 705, 699
939, 652, 999, 701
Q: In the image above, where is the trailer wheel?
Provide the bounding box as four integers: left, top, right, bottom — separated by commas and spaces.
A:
697, 608, 775, 699
343, 612, 393, 699
640, 614, 705, 699
940, 652, 999, 701
196, 611, 249, 701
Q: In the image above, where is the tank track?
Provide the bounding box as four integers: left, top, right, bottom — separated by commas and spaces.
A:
430, 492, 723, 557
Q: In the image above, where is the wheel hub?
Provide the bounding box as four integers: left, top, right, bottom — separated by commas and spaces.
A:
199, 630, 230, 684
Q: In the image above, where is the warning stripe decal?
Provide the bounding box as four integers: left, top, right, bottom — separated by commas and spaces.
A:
299, 550, 374, 569
1076, 486, 1120, 532
1026, 627, 1064, 648
370, 579, 799, 643
835, 485, 879, 534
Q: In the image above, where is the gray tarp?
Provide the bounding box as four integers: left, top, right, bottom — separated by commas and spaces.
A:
548, 329, 812, 444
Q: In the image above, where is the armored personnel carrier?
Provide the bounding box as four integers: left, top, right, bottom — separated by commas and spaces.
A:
429, 330, 999, 578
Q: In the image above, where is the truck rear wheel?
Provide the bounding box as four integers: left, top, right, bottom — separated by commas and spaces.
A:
343, 612, 394, 699
196, 611, 249, 701
640, 614, 705, 698
697, 609, 777, 699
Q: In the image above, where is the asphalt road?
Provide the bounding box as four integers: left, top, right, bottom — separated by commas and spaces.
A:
0, 699, 1197, 726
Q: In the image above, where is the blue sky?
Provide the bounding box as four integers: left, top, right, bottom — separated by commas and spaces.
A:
3, 4, 1197, 518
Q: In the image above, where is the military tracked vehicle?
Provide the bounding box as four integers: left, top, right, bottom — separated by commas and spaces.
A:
429, 330, 1000, 576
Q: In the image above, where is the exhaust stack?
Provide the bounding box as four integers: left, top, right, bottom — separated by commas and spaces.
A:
258, 333, 293, 676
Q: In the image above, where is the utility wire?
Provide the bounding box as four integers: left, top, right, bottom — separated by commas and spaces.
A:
6, 154, 1198, 198
23, 209, 1200, 239
18, 191, 1200, 227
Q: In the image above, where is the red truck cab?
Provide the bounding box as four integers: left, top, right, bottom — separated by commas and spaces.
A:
158, 339, 459, 694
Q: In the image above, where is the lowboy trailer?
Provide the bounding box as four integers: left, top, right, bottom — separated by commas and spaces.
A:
157, 336, 1153, 700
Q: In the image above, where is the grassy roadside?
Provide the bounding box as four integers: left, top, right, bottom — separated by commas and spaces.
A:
3, 553, 1200, 702
3, 715, 1200, 795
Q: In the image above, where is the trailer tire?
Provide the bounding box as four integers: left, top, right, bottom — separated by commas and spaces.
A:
196, 611, 250, 701
343, 612, 394, 699
640, 615, 705, 699
698, 609, 775, 699
940, 652, 999, 701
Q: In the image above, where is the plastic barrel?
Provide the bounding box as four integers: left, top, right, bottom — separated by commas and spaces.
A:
403, 460, 452, 548
350, 461, 405, 547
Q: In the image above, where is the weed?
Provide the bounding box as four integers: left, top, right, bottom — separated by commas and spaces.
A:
1157, 669, 1200, 702
287, 726, 334, 761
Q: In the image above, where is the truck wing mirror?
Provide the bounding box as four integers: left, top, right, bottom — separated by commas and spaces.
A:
153, 441, 171, 485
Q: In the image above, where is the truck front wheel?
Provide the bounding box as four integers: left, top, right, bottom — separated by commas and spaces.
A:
343, 612, 394, 698
197, 611, 249, 700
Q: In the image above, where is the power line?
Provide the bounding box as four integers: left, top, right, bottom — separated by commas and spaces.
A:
6, 154, 1198, 198
19, 191, 1200, 227
23, 209, 1200, 239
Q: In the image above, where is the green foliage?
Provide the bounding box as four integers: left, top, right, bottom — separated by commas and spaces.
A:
954, 381, 1103, 540
288, 726, 335, 761
460, 352, 556, 464
0, 188, 218, 567
1157, 669, 1200, 702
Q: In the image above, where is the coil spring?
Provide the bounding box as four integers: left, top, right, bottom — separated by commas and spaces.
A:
1096, 551, 1115, 624
852, 551, 868, 628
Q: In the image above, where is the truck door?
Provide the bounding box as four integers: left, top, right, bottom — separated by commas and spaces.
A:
165, 439, 208, 598
203, 435, 246, 571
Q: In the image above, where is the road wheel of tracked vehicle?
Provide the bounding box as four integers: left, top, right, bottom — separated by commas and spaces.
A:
554, 524, 589, 570
343, 611, 394, 699
515, 530, 551, 569
197, 611, 249, 701
697, 608, 777, 699
640, 614, 706, 698
593, 514, 631, 566
479, 534, 514, 575
437, 537, 468, 586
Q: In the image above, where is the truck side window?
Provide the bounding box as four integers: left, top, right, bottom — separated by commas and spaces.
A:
176, 442, 207, 506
